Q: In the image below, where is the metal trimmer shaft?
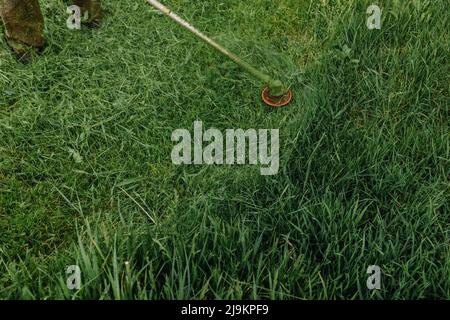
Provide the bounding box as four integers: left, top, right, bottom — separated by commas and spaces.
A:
147, 0, 293, 105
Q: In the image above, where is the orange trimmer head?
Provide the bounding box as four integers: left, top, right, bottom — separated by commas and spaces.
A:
261, 87, 293, 107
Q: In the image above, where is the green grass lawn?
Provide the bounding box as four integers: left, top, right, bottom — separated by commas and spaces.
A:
0, 0, 448, 299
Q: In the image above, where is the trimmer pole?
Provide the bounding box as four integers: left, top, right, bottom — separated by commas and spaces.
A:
147, 0, 293, 107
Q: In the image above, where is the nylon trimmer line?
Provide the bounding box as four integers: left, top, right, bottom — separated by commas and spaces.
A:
147, 0, 293, 107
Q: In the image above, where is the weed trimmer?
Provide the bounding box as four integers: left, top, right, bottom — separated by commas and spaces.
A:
147, 0, 293, 107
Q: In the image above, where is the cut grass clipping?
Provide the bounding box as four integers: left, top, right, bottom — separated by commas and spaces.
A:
0, 0, 449, 299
